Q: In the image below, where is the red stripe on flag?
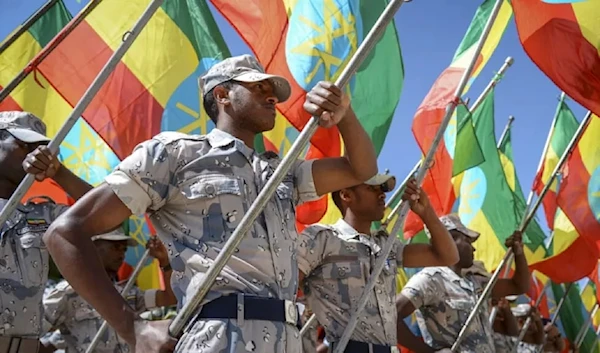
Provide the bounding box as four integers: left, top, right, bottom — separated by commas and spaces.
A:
557, 146, 600, 249
37, 21, 163, 159
406, 67, 466, 236
209, 0, 341, 159
0, 86, 23, 111
530, 236, 597, 284
512, 0, 600, 118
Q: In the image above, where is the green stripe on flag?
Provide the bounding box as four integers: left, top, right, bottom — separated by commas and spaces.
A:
453, 104, 484, 176
28, 0, 72, 47
353, 0, 404, 155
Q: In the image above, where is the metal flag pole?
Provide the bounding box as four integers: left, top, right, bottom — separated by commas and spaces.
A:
533, 283, 574, 353
0, 0, 164, 228
509, 280, 550, 352
0, 0, 59, 56
299, 312, 319, 337
85, 249, 151, 353
168, 0, 407, 338
589, 321, 600, 352
575, 303, 599, 349
332, 1, 507, 352
452, 110, 593, 351
468, 57, 514, 112
0, 0, 103, 104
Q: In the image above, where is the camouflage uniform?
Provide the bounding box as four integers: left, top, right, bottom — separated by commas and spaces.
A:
493, 333, 541, 353
43, 278, 156, 353
105, 122, 318, 352
298, 218, 405, 348
401, 267, 495, 353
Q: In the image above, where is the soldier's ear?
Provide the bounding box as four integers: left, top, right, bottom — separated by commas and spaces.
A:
339, 189, 352, 203
213, 85, 231, 106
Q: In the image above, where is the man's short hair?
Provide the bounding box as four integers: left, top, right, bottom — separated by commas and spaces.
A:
332, 190, 343, 214
202, 81, 237, 124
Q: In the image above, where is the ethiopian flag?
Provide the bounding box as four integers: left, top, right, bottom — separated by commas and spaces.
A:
9, 0, 233, 290
556, 115, 600, 254
456, 89, 544, 272
405, 0, 512, 237
0, 1, 73, 204
532, 98, 579, 230
498, 123, 547, 265
512, 0, 600, 118
209, 0, 404, 228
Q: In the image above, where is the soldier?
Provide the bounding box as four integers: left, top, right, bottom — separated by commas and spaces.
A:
43, 54, 379, 353
396, 214, 531, 353
42, 231, 176, 352
298, 174, 458, 353
0, 111, 92, 353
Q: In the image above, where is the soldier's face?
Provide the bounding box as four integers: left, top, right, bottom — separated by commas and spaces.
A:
227, 80, 278, 133
95, 240, 128, 273
452, 231, 475, 268
0, 131, 40, 184
346, 184, 386, 221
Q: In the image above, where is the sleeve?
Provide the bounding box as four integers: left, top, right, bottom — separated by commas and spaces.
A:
130, 287, 158, 313
292, 159, 319, 205
297, 225, 330, 276
42, 284, 70, 330
104, 138, 176, 215
394, 238, 406, 267
400, 271, 439, 310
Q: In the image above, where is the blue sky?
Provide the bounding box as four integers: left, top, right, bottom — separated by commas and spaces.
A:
0, 0, 589, 234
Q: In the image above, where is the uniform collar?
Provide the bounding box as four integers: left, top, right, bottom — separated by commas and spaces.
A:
207, 128, 255, 162
332, 219, 381, 254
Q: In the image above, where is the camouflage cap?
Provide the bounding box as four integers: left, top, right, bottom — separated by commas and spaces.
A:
511, 303, 531, 317
199, 54, 292, 102
0, 111, 50, 143
92, 229, 137, 247
440, 213, 480, 239
364, 172, 396, 193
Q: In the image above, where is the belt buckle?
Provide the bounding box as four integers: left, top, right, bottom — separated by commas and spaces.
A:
284, 300, 298, 325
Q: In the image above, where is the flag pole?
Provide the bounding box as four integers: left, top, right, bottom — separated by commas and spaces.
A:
332, 1, 507, 351
0, 0, 59, 56
533, 283, 574, 353
589, 321, 600, 352
168, 0, 408, 338
453, 111, 592, 351
0, 0, 165, 228
575, 303, 599, 349
468, 57, 514, 112
85, 249, 152, 353
508, 280, 550, 352
0, 0, 103, 104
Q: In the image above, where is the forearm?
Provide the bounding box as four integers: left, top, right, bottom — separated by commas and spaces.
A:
336, 109, 377, 181
503, 310, 520, 336
511, 250, 530, 293
397, 318, 436, 353
44, 221, 136, 342
421, 209, 459, 264
53, 166, 93, 200
156, 263, 177, 307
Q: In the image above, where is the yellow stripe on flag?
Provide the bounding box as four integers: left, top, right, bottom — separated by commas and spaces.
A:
551, 209, 579, 254
137, 260, 162, 291
0, 31, 41, 85
471, 0, 512, 79
470, 210, 506, 272
577, 114, 600, 173
87, 1, 199, 107
572, 2, 600, 56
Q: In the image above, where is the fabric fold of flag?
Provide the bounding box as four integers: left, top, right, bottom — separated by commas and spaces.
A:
404, 0, 512, 238
531, 99, 579, 230
512, 0, 600, 118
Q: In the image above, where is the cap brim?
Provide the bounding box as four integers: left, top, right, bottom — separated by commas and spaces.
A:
92, 234, 138, 247
364, 174, 396, 192
7, 128, 50, 143
233, 72, 292, 103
